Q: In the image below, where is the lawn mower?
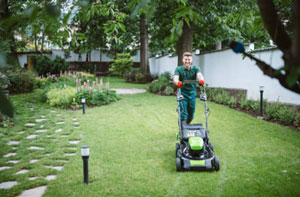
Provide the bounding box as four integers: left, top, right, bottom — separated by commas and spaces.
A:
175, 80, 220, 171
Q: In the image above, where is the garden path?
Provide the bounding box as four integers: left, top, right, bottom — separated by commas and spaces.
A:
111, 88, 147, 94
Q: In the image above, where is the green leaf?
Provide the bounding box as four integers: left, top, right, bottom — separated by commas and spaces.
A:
0, 92, 14, 118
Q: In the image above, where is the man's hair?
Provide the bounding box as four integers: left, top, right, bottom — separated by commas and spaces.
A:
183, 52, 192, 57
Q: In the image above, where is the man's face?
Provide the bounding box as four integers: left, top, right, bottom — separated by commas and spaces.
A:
183, 55, 192, 67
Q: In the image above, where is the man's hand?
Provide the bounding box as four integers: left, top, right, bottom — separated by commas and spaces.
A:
177, 81, 183, 88
199, 80, 205, 86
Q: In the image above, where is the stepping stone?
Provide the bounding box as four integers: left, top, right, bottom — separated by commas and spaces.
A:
8, 160, 19, 164
35, 129, 48, 133
66, 147, 77, 150
18, 131, 25, 134
35, 119, 47, 122
40, 125, 44, 128
25, 123, 36, 127
30, 159, 39, 164
73, 122, 80, 125
56, 122, 64, 125
29, 176, 39, 180
61, 135, 70, 137
0, 166, 11, 171
74, 126, 80, 129
12, 147, 17, 150
69, 140, 80, 144
55, 128, 63, 133
7, 141, 20, 145
50, 110, 56, 113
28, 146, 44, 150
56, 114, 62, 117
16, 169, 29, 174
17, 185, 47, 197
3, 153, 16, 157
41, 115, 46, 118
45, 175, 57, 181
44, 166, 64, 171
64, 153, 76, 156
72, 118, 77, 121
0, 181, 18, 189
26, 135, 38, 139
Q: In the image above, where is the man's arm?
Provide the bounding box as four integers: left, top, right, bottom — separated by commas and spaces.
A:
173, 75, 179, 85
197, 72, 204, 81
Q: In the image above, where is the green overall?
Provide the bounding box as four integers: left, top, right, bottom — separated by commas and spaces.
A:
174, 65, 201, 122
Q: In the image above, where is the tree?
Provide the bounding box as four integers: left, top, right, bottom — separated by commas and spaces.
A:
253, 0, 299, 94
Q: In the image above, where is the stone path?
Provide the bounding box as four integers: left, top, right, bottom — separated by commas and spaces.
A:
1, 109, 82, 196
111, 88, 147, 95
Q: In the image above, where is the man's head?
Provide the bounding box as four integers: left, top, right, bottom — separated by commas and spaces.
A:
182, 52, 192, 68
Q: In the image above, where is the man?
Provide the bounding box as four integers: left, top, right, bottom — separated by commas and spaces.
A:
173, 52, 205, 124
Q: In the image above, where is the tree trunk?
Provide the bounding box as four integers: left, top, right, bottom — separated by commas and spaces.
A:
41, 31, 45, 54
34, 34, 38, 52
140, 13, 150, 75
177, 21, 193, 66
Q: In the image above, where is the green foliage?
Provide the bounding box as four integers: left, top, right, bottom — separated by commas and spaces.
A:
277, 105, 296, 124
164, 86, 174, 96
148, 72, 175, 95
0, 72, 10, 93
135, 73, 145, 83
30, 55, 69, 76
46, 87, 77, 108
228, 96, 237, 108
75, 89, 119, 106
265, 101, 281, 120
110, 53, 133, 77
35, 76, 57, 88
124, 68, 141, 82
4, 68, 37, 94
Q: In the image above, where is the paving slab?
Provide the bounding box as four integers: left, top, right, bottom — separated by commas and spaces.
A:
8, 160, 19, 164
0, 166, 11, 171
28, 146, 44, 150
0, 181, 18, 189
35, 129, 48, 133
16, 169, 29, 174
3, 153, 17, 157
7, 141, 20, 145
69, 140, 80, 144
56, 122, 64, 125
26, 135, 38, 139
45, 175, 57, 181
17, 185, 47, 197
55, 128, 63, 133
35, 119, 47, 122
30, 159, 39, 164
25, 123, 36, 127
44, 166, 64, 171
64, 153, 76, 156
29, 177, 39, 180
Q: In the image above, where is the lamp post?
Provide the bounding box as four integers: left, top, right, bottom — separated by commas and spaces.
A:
259, 86, 264, 117
81, 146, 89, 184
81, 98, 86, 114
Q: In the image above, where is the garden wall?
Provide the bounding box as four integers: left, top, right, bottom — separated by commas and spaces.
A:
149, 48, 300, 105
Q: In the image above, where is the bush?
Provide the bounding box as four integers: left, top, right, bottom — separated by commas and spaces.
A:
75, 89, 119, 106
164, 86, 174, 96
295, 113, 300, 126
46, 87, 77, 108
135, 73, 145, 83
0, 72, 10, 93
265, 101, 281, 119
110, 53, 133, 77
214, 90, 230, 104
277, 105, 295, 124
228, 96, 237, 108
31, 55, 69, 76
52, 56, 69, 74
148, 72, 174, 95
4, 68, 36, 94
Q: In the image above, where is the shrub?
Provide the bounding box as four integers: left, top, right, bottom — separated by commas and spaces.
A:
110, 53, 133, 77
75, 89, 119, 106
52, 56, 69, 74
295, 113, 300, 126
135, 73, 145, 83
5, 68, 36, 94
31, 55, 69, 76
228, 96, 237, 108
46, 87, 77, 108
148, 72, 173, 94
0, 72, 10, 93
164, 86, 174, 96
277, 105, 295, 124
214, 90, 230, 104
124, 68, 140, 82
265, 101, 281, 119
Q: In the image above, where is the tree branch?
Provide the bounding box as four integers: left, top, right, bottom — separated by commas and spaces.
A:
243, 52, 300, 94
257, 0, 292, 54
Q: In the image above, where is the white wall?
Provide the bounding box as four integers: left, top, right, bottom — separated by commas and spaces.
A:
149, 48, 300, 105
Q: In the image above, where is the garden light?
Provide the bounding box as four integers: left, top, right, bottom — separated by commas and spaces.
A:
259, 86, 264, 117
81, 146, 90, 184
81, 98, 86, 114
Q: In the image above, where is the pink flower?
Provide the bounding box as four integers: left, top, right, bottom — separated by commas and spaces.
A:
64, 84, 67, 88
89, 87, 92, 94
87, 80, 90, 87
100, 78, 103, 89
105, 82, 110, 89
83, 82, 86, 89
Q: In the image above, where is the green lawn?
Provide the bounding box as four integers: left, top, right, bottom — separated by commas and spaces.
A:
1, 79, 300, 196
